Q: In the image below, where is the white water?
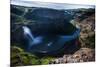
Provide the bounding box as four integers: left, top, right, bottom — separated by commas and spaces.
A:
22, 26, 43, 49
23, 26, 34, 41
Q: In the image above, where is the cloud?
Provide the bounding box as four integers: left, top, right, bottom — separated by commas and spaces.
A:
11, 0, 95, 9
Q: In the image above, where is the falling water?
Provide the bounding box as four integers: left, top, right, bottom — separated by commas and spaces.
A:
22, 26, 43, 49
23, 26, 34, 41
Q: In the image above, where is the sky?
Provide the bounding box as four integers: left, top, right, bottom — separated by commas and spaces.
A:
11, 0, 95, 5
11, 0, 95, 9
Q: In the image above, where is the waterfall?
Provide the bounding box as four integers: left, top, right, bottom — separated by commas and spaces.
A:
22, 26, 43, 49
22, 26, 34, 40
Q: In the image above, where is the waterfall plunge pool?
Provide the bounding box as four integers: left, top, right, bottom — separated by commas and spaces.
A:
22, 26, 80, 55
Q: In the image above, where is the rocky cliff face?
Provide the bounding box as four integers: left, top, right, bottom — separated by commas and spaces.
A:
77, 14, 95, 48
11, 4, 78, 44
49, 13, 95, 64
11, 4, 95, 66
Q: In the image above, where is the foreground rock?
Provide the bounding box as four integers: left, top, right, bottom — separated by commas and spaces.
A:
49, 48, 95, 64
